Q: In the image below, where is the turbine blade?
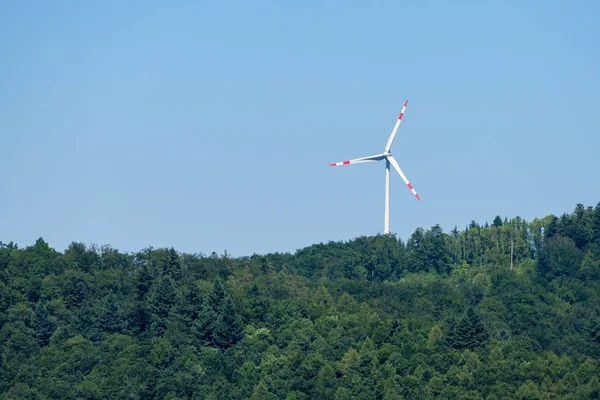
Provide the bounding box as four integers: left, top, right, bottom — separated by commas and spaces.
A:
329, 153, 386, 167
384, 100, 408, 152
387, 155, 420, 200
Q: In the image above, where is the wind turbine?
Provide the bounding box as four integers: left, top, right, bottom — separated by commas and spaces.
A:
329, 100, 420, 234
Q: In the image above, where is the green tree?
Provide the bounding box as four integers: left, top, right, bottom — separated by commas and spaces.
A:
212, 296, 244, 349
31, 301, 55, 346
173, 283, 202, 323
193, 299, 218, 345
578, 250, 600, 280
64, 242, 100, 272
163, 248, 182, 279
449, 308, 488, 350
587, 376, 600, 399
147, 276, 177, 335
492, 216, 503, 227
538, 235, 584, 278
315, 364, 336, 400
424, 224, 454, 274
249, 381, 277, 400
97, 294, 127, 336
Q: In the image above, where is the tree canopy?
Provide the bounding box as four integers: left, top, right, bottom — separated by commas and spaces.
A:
1, 203, 600, 398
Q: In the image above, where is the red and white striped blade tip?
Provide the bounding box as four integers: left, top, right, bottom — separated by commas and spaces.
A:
329, 161, 351, 166
406, 182, 420, 201
396, 100, 409, 121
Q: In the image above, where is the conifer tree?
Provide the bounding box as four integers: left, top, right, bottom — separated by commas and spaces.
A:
249, 381, 276, 400
163, 248, 181, 279
98, 294, 127, 336
31, 302, 55, 346
449, 308, 488, 350
208, 279, 227, 311
193, 299, 218, 345
212, 296, 243, 349
492, 216, 503, 227
147, 276, 176, 335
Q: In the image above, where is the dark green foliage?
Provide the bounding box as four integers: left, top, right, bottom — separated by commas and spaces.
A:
546, 215, 559, 239
492, 216, 503, 227
147, 276, 177, 335
448, 307, 488, 350
163, 247, 181, 278
538, 235, 584, 278
407, 225, 454, 274
212, 296, 244, 349
192, 279, 243, 349
1, 202, 600, 398
97, 294, 127, 336
31, 302, 55, 346
193, 300, 218, 344
64, 242, 100, 272
174, 283, 202, 323
250, 380, 277, 400
593, 202, 600, 243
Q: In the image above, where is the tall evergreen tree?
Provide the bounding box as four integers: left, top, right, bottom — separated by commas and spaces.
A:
147, 276, 177, 335
208, 280, 227, 311
173, 283, 202, 323
97, 294, 127, 336
212, 296, 244, 349
31, 302, 55, 346
135, 261, 153, 300
249, 381, 277, 400
163, 248, 181, 279
192, 299, 218, 345
546, 215, 559, 239
449, 308, 488, 350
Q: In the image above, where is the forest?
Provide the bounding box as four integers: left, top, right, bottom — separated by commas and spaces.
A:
1, 203, 600, 399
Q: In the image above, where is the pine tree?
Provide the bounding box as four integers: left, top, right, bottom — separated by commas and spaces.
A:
192, 280, 234, 347
98, 294, 127, 336
212, 296, 244, 349
147, 276, 176, 335
449, 308, 488, 350
587, 376, 600, 399
75, 303, 98, 338
208, 279, 226, 311
135, 262, 153, 300
492, 216, 503, 227
451, 226, 460, 238
173, 283, 202, 323
31, 302, 55, 346
546, 215, 559, 239
192, 299, 218, 345
249, 381, 277, 400
162, 248, 181, 279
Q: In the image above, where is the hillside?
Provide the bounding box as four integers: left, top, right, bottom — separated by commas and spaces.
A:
1, 203, 600, 399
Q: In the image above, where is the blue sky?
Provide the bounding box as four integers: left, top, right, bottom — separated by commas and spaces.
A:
1, 1, 599, 256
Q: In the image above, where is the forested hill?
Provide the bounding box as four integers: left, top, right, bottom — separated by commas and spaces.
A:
1, 204, 600, 399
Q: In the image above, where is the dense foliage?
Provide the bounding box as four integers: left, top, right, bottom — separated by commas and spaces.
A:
1, 203, 600, 399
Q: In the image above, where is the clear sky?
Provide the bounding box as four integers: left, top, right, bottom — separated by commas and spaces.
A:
1, 1, 599, 256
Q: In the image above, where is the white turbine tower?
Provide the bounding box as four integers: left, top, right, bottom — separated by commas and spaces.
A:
329, 100, 420, 234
